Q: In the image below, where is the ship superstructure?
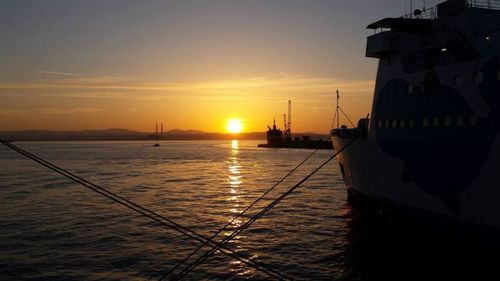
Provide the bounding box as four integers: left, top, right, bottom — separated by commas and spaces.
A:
332, 0, 500, 229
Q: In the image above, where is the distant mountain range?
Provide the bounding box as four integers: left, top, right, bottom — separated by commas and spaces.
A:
0, 129, 330, 141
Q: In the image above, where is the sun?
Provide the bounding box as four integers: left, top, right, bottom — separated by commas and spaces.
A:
227, 119, 243, 134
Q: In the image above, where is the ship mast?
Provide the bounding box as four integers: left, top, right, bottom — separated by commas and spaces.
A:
336, 90, 340, 129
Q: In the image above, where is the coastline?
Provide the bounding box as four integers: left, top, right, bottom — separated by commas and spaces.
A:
0, 129, 330, 142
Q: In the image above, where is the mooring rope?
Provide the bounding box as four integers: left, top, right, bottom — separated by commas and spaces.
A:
157, 149, 320, 280
169, 140, 356, 281
0, 140, 290, 281
339, 107, 356, 128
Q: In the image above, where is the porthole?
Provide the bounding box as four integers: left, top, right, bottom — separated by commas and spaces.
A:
408, 84, 414, 94
378, 120, 383, 128
409, 119, 415, 128
400, 119, 406, 128
433, 117, 440, 127
385, 120, 390, 128
423, 118, 429, 127
454, 75, 463, 86
444, 116, 452, 127
392, 120, 398, 128
470, 115, 478, 127
474, 72, 483, 84
457, 116, 464, 126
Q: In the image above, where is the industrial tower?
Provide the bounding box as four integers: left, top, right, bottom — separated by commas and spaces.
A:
284, 100, 292, 142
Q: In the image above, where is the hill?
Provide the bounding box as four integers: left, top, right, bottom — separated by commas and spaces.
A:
0, 129, 329, 141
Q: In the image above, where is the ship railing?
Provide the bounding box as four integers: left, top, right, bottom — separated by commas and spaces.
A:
467, 0, 500, 10
401, 6, 438, 20
399, 0, 500, 20
331, 127, 368, 140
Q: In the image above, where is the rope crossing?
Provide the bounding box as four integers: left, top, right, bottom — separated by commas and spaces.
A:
157, 149, 320, 280
166, 140, 356, 281
0, 140, 288, 281
0, 139, 355, 280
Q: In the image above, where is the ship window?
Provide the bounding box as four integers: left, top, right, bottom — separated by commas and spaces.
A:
409, 119, 415, 128
392, 120, 398, 128
470, 115, 478, 127
433, 117, 440, 127
423, 118, 429, 127
474, 72, 483, 84
400, 119, 406, 128
385, 120, 390, 128
453, 75, 463, 86
457, 116, 464, 126
408, 84, 414, 94
444, 116, 452, 127
378, 120, 383, 128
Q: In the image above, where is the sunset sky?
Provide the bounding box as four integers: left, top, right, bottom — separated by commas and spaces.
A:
0, 0, 443, 133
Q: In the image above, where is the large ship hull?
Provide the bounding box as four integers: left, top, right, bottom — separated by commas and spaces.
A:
332, 133, 500, 230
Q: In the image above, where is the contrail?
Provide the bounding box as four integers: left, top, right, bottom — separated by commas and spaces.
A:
39, 71, 84, 77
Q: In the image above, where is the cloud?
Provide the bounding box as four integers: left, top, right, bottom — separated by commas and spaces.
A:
35, 108, 102, 114
39, 71, 84, 77
0, 109, 30, 115
0, 75, 374, 102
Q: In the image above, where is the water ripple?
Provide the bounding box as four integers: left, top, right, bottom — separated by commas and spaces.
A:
1, 140, 495, 280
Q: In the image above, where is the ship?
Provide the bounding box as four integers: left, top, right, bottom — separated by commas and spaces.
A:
258, 101, 333, 149
331, 0, 500, 232
258, 119, 333, 149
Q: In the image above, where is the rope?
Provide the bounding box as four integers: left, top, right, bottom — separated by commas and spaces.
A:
170, 139, 356, 281
0, 140, 289, 281
157, 149, 320, 280
339, 107, 356, 128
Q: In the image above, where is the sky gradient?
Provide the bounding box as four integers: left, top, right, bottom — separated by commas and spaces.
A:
0, 0, 444, 133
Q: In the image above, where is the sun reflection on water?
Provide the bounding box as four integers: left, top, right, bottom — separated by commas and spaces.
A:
231, 139, 239, 150
227, 140, 242, 220
226, 140, 253, 276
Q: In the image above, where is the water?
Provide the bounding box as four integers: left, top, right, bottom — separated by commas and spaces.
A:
0, 140, 497, 281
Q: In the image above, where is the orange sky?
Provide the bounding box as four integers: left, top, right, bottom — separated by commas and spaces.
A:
0, 76, 374, 133
0, 0, 406, 133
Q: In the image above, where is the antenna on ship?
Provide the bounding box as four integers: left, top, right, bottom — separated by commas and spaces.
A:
336, 90, 340, 128
410, 0, 413, 18
331, 89, 355, 129
161, 122, 163, 137
156, 122, 158, 136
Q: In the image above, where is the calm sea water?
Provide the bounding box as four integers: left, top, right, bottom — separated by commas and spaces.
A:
0, 140, 498, 281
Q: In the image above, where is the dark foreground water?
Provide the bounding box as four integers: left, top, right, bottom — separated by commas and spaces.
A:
0, 140, 498, 281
